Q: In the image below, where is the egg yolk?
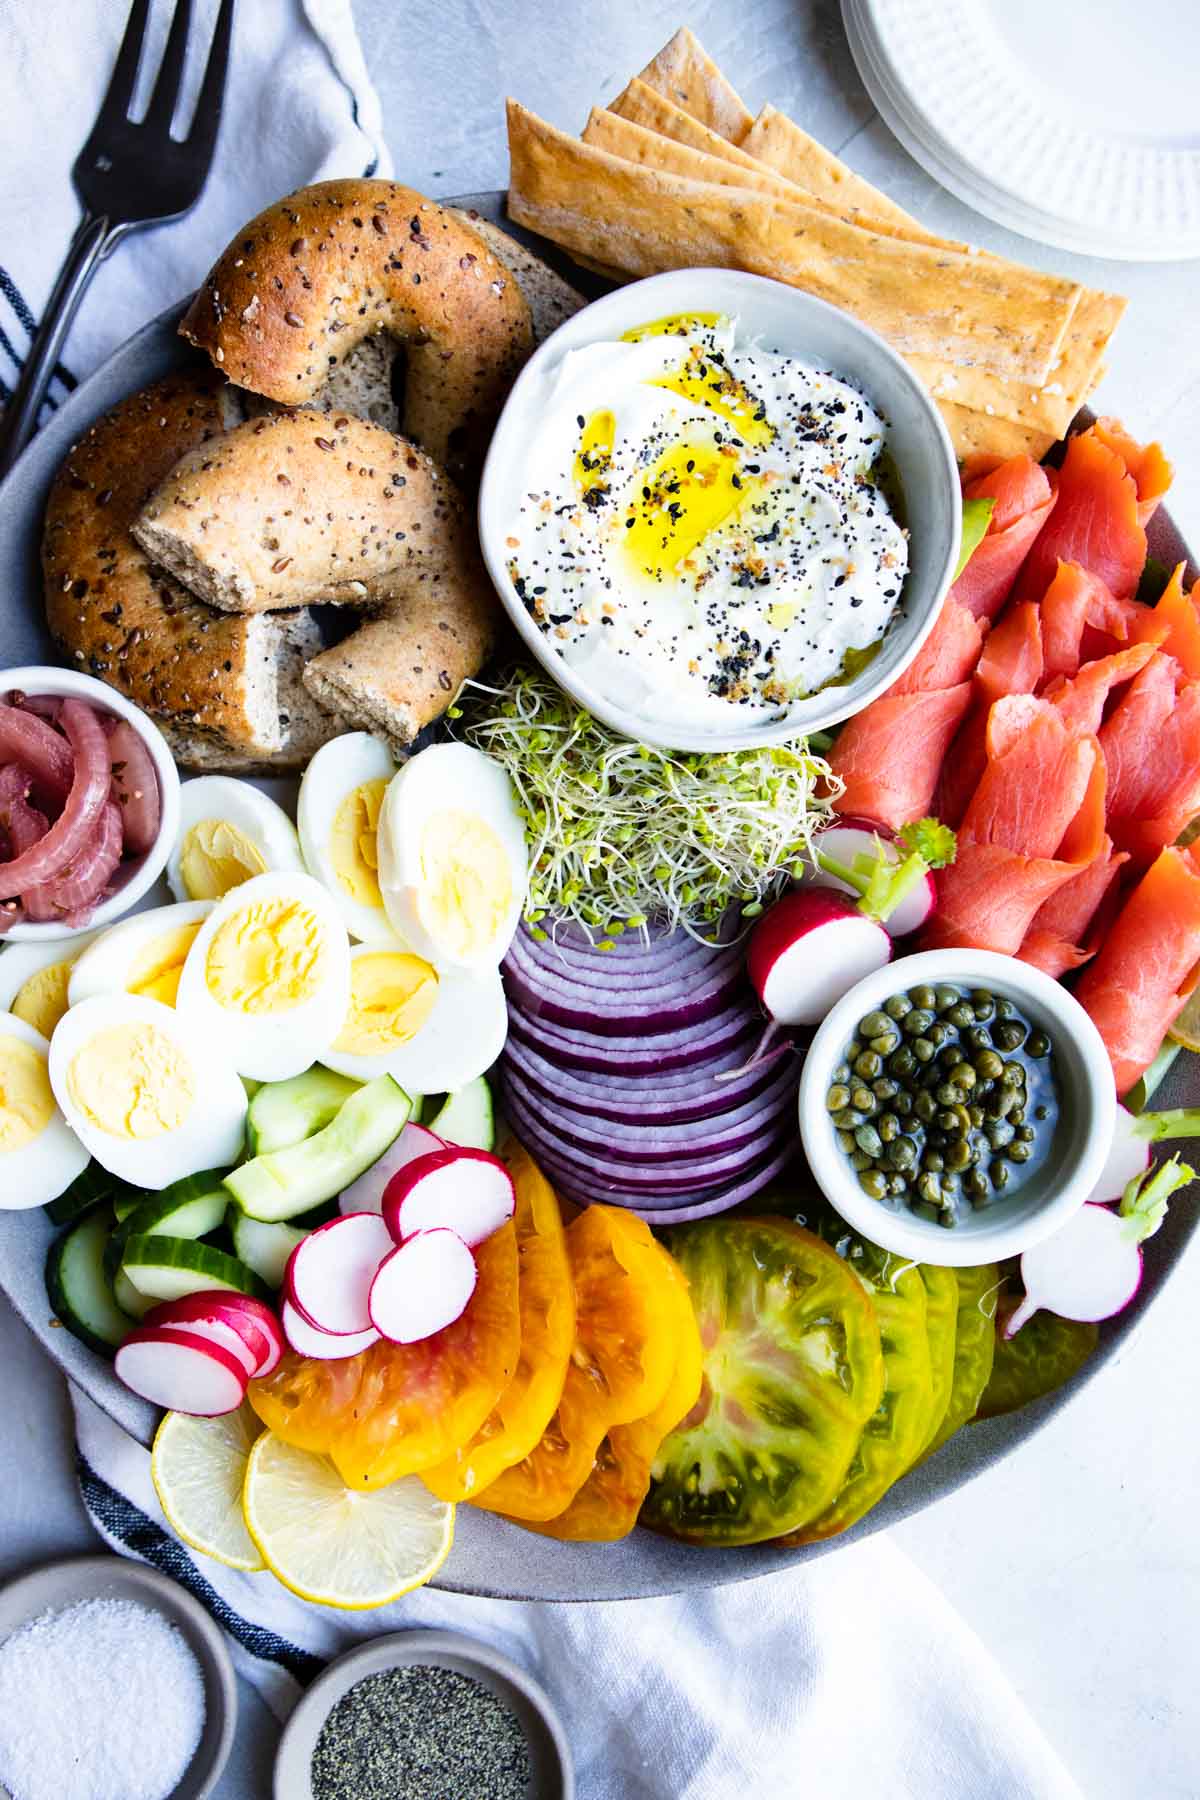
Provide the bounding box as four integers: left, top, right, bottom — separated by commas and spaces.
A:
11, 963, 74, 1039
67, 1023, 194, 1139
205, 897, 327, 1014
0, 1035, 54, 1152
180, 818, 268, 900
126, 922, 204, 1007
417, 810, 512, 963
622, 441, 763, 582
333, 952, 439, 1056
329, 778, 388, 910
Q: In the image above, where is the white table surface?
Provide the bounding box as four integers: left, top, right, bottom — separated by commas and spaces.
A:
3, 3, 1200, 1797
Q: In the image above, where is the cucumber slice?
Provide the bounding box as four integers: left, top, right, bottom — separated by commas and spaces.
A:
112, 1190, 148, 1224
226, 1075, 411, 1222
121, 1234, 270, 1304
103, 1171, 231, 1284
113, 1268, 155, 1320
246, 1066, 361, 1155
45, 1163, 117, 1228
428, 1077, 495, 1151
46, 1208, 129, 1356
229, 1210, 310, 1290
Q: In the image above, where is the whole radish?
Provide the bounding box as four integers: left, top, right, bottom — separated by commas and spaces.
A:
800, 815, 957, 940
746, 889, 891, 1030
1082, 1103, 1200, 1206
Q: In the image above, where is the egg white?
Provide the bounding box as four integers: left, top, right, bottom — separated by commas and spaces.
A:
320, 943, 508, 1093
167, 776, 303, 903
376, 743, 528, 972
0, 931, 102, 1035
47, 994, 246, 1191
0, 1011, 90, 1209
297, 732, 400, 945
175, 870, 351, 1082
68, 901, 214, 1007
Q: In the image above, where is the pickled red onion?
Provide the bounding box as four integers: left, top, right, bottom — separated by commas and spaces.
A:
0, 704, 72, 802
108, 720, 161, 854
0, 698, 110, 893
24, 800, 123, 921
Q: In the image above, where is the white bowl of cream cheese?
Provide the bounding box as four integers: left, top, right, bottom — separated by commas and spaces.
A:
479, 267, 960, 752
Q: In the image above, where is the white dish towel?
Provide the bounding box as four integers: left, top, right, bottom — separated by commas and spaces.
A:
7, 1, 1081, 1793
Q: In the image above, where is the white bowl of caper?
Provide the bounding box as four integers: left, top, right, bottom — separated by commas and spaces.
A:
798, 948, 1116, 1267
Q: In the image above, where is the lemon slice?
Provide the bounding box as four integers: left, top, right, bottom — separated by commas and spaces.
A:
1168, 988, 1200, 1053
242, 1432, 454, 1609
152, 1402, 266, 1572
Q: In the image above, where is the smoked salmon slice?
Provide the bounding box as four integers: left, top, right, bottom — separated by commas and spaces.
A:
1075, 844, 1200, 1094
1037, 560, 1164, 682
1099, 653, 1200, 865
1145, 563, 1200, 679
829, 598, 983, 830
949, 455, 1056, 623
1014, 429, 1147, 605
921, 697, 1105, 955
1043, 640, 1158, 737
1018, 845, 1126, 978
1089, 417, 1173, 527
939, 601, 1042, 826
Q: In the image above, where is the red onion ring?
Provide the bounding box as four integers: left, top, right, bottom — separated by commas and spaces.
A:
506, 997, 759, 1075
0, 705, 72, 805
24, 801, 123, 921
107, 720, 161, 855
501, 1029, 791, 1124
0, 698, 111, 894
567, 1141, 799, 1225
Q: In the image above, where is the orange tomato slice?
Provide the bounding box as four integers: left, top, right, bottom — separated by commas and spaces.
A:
473, 1204, 676, 1522
422, 1139, 576, 1503
248, 1221, 520, 1490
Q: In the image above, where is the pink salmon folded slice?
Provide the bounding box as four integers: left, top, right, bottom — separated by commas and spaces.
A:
939, 600, 1043, 828
1100, 651, 1200, 867
1014, 429, 1147, 606
949, 455, 1056, 623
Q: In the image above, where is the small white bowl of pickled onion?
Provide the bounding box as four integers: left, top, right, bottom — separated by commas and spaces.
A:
0, 666, 180, 942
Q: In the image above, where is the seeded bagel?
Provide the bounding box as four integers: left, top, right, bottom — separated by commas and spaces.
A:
132, 410, 497, 747
179, 180, 533, 482
42, 371, 339, 770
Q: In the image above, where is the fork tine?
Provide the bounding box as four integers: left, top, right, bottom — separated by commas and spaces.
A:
92, 0, 152, 128
143, 0, 195, 134
182, 0, 235, 160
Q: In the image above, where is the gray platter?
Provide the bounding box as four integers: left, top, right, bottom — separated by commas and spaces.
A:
0, 194, 1196, 1602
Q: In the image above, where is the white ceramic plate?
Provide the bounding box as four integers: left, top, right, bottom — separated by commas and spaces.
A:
843, 0, 1200, 259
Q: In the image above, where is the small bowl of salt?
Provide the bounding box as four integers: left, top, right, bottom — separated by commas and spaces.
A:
0, 1554, 236, 1800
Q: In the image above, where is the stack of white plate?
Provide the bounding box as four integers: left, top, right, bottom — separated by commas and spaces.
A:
841, 0, 1200, 261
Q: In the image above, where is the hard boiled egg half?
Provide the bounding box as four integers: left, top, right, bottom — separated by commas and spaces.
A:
175, 871, 351, 1081
48, 994, 246, 1190
167, 777, 303, 903
321, 942, 507, 1094
297, 732, 398, 944
377, 744, 527, 971
68, 901, 213, 1008
0, 1011, 89, 1208
0, 932, 101, 1041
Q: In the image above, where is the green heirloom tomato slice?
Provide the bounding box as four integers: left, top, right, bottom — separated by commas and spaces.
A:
781, 1237, 935, 1545
976, 1308, 1098, 1419
915, 1265, 958, 1458
641, 1217, 884, 1546
921, 1262, 1000, 1457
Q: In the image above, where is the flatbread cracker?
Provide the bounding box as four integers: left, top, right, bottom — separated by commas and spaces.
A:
937, 401, 1057, 463
506, 101, 1081, 384
740, 103, 924, 234
634, 26, 754, 144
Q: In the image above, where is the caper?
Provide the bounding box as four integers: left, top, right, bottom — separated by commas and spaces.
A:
873, 1076, 900, 1102
914, 1090, 936, 1123
888, 1173, 909, 1196
885, 993, 913, 1020
833, 1061, 851, 1085
870, 1031, 901, 1057
894, 1091, 913, 1117
971, 990, 995, 1021
946, 1138, 973, 1172
854, 1050, 883, 1080
1008, 1140, 1033, 1163
994, 997, 1016, 1019
833, 1108, 866, 1130
965, 1167, 990, 1196
987, 1120, 1015, 1149
954, 1062, 977, 1090
928, 1022, 949, 1047
826, 1084, 851, 1112
922, 1150, 945, 1174
935, 984, 960, 1014
977, 1050, 1004, 1080
917, 1172, 942, 1204
837, 1129, 857, 1154
936, 1083, 965, 1108
909, 984, 937, 1011
940, 1044, 966, 1068
969, 1190, 992, 1210
855, 1124, 884, 1158
1035, 1103, 1049, 1121
1001, 1061, 1026, 1087
947, 1002, 975, 1029
969, 1104, 985, 1127
851, 1086, 876, 1113
1026, 1030, 1051, 1058
889, 1045, 916, 1078
987, 1088, 1016, 1120
937, 1209, 958, 1228
887, 1136, 917, 1171
903, 1008, 935, 1037
858, 1169, 888, 1200
845, 1038, 862, 1062
913, 1201, 940, 1223
878, 1113, 900, 1144
994, 1020, 1027, 1051
850, 1149, 872, 1172
990, 1160, 1010, 1189
937, 1107, 962, 1132
913, 1037, 936, 1063
860, 1010, 893, 1040
1015, 1124, 1036, 1143
963, 1026, 990, 1054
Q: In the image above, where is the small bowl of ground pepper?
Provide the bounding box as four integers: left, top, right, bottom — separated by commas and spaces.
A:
798, 949, 1115, 1266
273, 1628, 573, 1800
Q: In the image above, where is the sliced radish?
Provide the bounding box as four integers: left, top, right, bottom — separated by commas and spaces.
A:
1082, 1102, 1200, 1206
807, 817, 937, 938
143, 1291, 285, 1379
747, 889, 892, 1028
338, 1122, 447, 1216
150, 1316, 259, 1379
285, 1212, 394, 1336
368, 1229, 477, 1344
281, 1298, 380, 1360
114, 1326, 247, 1416
382, 1147, 516, 1248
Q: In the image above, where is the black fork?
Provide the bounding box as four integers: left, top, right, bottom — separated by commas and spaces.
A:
0, 0, 235, 476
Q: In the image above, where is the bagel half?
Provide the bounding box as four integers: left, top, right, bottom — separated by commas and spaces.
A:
132, 411, 496, 748
179, 181, 533, 482
42, 371, 339, 770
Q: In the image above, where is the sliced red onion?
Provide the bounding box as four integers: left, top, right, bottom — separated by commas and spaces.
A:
501, 1055, 798, 1162
530, 1128, 793, 1207
107, 719, 161, 855
0, 706, 72, 804
12, 694, 62, 719
557, 1139, 798, 1224
23, 801, 123, 921
501, 1029, 791, 1124
0, 699, 111, 893
506, 997, 759, 1075
508, 921, 740, 992
502, 954, 744, 1035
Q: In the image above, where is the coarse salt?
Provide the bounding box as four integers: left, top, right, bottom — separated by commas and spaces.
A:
0, 1595, 206, 1800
